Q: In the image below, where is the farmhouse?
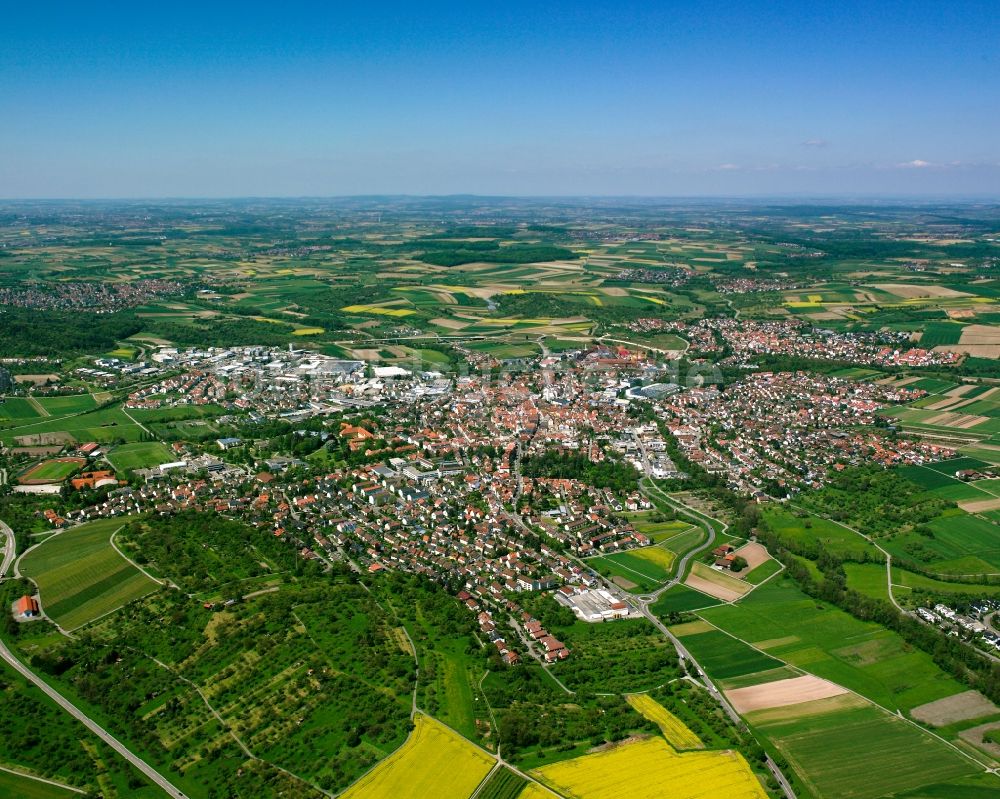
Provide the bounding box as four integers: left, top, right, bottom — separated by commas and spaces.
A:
16, 595, 39, 618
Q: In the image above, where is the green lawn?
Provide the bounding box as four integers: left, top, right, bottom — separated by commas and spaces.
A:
19, 518, 158, 630
106, 441, 174, 472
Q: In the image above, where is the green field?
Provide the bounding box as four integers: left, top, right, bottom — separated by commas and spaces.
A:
880, 509, 1000, 574
589, 545, 675, 592
744, 558, 782, 585
19, 518, 158, 630
700, 579, 967, 712
761, 507, 876, 558
747, 699, 982, 799
848, 561, 1000, 601
650, 583, 721, 615
843, 562, 892, 601
126, 404, 228, 422
106, 441, 175, 472
672, 627, 783, 680
0, 397, 43, 420
0, 771, 79, 799
628, 517, 698, 544
0, 405, 144, 445
476, 767, 528, 799
35, 395, 98, 414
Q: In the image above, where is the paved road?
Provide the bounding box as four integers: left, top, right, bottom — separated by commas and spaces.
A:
0, 519, 15, 578
0, 637, 188, 798
637, 479, 718, 602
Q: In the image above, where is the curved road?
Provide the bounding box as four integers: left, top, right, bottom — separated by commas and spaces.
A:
637, 478, 718, 602
0, 519, 15, 578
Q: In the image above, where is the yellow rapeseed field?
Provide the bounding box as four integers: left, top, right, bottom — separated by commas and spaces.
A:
341, 304, 416, 317
339, 714, 494, 799
533, 736, 766, 799
518, 782, 561, 799
632, 546, 676, 572
626, 694, 702, 749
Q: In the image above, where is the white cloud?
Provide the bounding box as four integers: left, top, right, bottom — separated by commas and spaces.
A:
898, 159, 933, 168
715, 163, 741, 171
802, 138, 828, 148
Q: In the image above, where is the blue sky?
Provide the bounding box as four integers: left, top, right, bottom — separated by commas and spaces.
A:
1, 1, 997, 197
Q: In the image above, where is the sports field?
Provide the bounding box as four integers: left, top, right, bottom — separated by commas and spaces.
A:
19, 517, 158, 630
18, 457, 85, 484
339, 714, 493, 799
105, 441, 174, 472
532, 736, 766, 799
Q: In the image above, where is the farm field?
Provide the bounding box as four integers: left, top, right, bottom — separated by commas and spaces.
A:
531, 735, 766, 799
588, 545, 675, 592
0, 405, 145, 445
700, 579, 968, 713
650, 583, 721, 616
105, 441, 174, 472
35, 395, 99, 414
882, 509, 1000, 574
18, 517, 158, 630
0, 771, 80, 799
744, 559, 782, 585
0, 397, 43, 420
670, 626, 783, 680
627, 517, 697, 544
626, 693, 702, 749
475, 768, 528, 799
684, 561, 751, 602
339, 715, 494, 799
745, 697, 988, 799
